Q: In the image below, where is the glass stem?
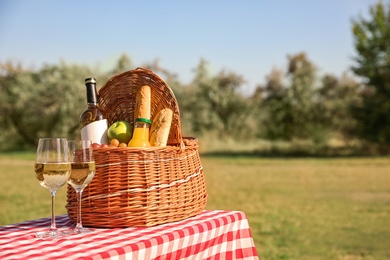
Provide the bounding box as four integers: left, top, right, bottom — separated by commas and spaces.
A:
50, 191, 57, 231
76, 190, 83, 229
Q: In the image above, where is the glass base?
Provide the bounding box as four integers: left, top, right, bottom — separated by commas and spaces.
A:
36, 229, 72, 239
72, 226, 94, 234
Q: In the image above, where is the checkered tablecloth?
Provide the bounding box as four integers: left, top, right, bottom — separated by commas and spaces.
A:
0, 210, 258, 259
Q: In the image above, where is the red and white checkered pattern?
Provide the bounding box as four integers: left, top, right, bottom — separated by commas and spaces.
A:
0, 210, 258, 259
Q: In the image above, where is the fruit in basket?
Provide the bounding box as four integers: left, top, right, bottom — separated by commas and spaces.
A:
107, 121, 133, 144
91, 143, 101, 149
110, 138, 120, 147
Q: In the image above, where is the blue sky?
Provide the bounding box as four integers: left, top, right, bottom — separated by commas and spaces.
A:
0, 0, 383, 92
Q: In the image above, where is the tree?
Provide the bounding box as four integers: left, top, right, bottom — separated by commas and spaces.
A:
111, 53, 133, 75
253, 67, 291, 140
184, 59, 217, 135
256, 52, 320, 141
286, 52, 320, 140
189, 59, 250, 138
316, 73, 361, 141
0, 61, 93, 149
351, 1, 390, 144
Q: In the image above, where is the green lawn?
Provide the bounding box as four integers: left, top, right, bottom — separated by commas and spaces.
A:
1, 153, 389, 259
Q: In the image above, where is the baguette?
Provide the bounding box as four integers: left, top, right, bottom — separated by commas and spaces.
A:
150, 108, 173, 147
134, 85, 151, 120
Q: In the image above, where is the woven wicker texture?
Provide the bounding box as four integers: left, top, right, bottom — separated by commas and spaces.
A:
98, 68, 182, 146
66, 68, 208, 227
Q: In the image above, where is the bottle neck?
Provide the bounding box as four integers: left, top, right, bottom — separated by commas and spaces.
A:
135, 122, 150, 128
87, 102, 98, 107
86, 83, 98, 104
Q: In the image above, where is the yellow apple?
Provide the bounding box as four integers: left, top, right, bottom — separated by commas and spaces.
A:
107, 121, 133, 144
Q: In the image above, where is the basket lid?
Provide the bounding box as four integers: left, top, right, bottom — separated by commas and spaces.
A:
98, 67, 182, 146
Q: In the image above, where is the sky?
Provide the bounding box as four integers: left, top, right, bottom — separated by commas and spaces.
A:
0, 0, 384, 93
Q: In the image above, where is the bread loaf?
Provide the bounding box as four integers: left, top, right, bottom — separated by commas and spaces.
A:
150, 108, 173, 147
134, 85, 151, 120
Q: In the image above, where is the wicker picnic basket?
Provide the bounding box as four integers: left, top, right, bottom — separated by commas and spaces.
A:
66, 67, 208, 227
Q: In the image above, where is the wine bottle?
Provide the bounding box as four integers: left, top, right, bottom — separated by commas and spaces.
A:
80, 78, 108, 144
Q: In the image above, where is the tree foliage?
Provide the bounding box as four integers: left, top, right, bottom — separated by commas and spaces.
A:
351, 1, 390, 144
0, 62, 93, 148
317, 73, 361, 140
255, 53, 324, 141
0, 52, 363, 151
188, 59, 251, 138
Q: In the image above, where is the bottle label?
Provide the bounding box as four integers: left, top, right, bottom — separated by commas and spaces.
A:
81, 119, 108, 144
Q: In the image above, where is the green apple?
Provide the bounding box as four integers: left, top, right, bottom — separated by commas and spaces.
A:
107, 121, 133, 144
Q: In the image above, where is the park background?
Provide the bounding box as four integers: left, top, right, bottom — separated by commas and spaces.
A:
1, 1, 390, 259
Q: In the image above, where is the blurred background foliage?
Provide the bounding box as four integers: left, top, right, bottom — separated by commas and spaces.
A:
1, 1, 390, 155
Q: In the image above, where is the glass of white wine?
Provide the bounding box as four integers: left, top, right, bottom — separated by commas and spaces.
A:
34, 138, 71, 238
67, 140, 96, 234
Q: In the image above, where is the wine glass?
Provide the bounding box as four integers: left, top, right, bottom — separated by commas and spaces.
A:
34, 138, 71, 238
67, 140, 96, 234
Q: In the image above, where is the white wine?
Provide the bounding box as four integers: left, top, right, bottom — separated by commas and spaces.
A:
68, 162, 96, 192
80, 78, 108, 144
35, 162, 71, 193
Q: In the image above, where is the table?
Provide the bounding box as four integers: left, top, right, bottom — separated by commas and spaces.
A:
0, 210, 258, 259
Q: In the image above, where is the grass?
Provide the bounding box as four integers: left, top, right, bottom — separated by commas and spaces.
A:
1, 152, 390, 259
0, 157, 69, 224
202, 156, 390, 259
